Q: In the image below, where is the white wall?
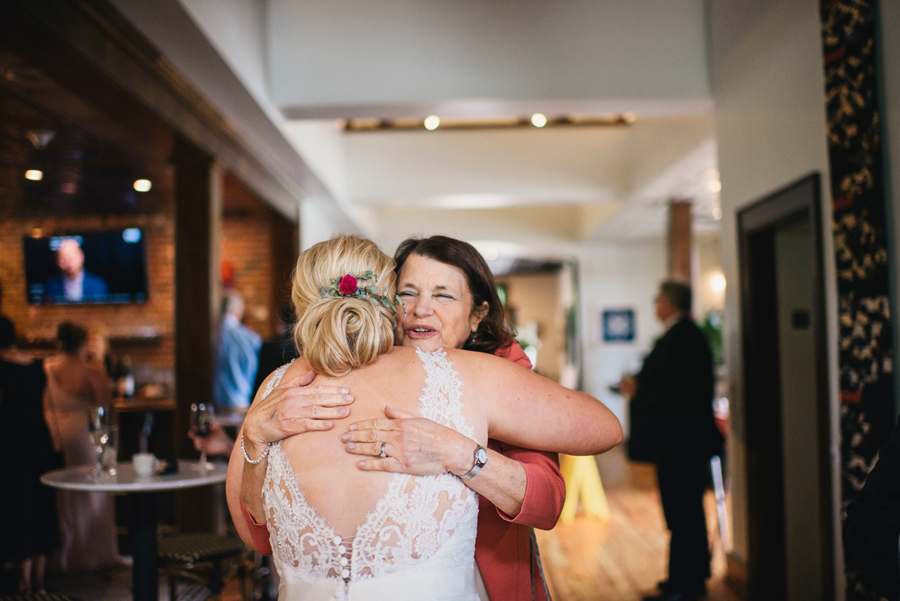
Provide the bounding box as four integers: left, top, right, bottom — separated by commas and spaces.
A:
577, 240, 667, 430
178, 0, 270, 108
707, 0, 838, 592
268, 0, 710, 116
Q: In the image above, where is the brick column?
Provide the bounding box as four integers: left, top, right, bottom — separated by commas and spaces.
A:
667, 199, 692, 282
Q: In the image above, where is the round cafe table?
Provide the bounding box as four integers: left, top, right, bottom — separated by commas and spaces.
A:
42, 460, 227, 601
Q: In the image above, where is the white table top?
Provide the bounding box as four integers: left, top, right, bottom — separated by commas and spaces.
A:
41, 461, 227, 493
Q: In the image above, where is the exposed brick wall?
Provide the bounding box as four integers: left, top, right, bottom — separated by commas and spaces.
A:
222, 212, 275, 339
0, 206, 176, 370
220, 173, 297, 342
0, 169, 296, 380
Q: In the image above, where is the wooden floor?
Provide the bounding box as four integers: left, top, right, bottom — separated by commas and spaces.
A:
534, 447, 740, 601
220, 446, 741, 601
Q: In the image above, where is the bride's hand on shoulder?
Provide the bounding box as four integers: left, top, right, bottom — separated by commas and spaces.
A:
342, 406, 473, 477
243, 370, 355, 446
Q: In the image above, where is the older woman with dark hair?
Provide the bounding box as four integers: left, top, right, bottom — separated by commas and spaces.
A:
230, 236, 568, 600
346, 236, 564, 601
392, 236, 516, 356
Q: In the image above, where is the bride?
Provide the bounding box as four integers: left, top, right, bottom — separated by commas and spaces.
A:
236, 235, 622, 600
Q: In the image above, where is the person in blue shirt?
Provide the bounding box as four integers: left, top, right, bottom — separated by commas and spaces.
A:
215, 292, 262, 410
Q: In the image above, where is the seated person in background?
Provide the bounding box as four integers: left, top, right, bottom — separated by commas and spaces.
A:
43, 238, 109, 303
844, 415, 900, 601
215, 291, 262, 411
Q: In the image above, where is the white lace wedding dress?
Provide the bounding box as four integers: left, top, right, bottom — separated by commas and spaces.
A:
261, 349, 481, 601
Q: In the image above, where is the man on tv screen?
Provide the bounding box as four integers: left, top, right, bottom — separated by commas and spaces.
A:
43, 238, 109, 303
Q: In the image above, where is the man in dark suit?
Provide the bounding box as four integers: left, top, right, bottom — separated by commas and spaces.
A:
43, 238, 109, 303
620, 280, 724, 601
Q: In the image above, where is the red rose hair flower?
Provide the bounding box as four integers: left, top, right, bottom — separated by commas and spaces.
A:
338, 274, 358, 295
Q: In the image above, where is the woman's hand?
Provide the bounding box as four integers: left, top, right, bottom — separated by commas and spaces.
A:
241, 370, 355, 450
342, 406, 534, 518
341, 406, 474, 476
618, 375, 637, 400
189, 421, 234, 457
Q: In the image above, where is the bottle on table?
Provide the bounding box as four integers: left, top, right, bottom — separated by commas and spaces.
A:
117, 355, 135, 402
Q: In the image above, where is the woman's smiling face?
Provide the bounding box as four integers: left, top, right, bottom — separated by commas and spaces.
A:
395, 254, 487, 352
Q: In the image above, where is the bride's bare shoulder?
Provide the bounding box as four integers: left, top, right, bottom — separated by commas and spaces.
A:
444, 348, 509, 369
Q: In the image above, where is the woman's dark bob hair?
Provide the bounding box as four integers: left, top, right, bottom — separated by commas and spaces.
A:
56, 322, 88, 354
394, 236, 515, 355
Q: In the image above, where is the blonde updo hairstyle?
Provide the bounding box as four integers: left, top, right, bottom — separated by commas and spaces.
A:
292, 235, 397, 377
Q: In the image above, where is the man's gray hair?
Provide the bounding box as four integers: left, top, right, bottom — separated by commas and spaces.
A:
658, 280, 692, 315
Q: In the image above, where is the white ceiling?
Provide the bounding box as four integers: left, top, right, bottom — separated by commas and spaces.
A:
109, 0, 721, 251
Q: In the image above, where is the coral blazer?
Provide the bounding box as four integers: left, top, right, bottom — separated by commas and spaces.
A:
241, 342, 565, 601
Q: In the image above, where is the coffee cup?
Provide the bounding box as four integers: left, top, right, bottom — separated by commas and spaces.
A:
133, 453, 160, 477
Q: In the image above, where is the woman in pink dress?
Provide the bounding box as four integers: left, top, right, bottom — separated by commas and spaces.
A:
44, 322, 125, 573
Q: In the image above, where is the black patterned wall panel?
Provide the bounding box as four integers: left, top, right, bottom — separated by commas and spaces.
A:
821, 1, 894, 599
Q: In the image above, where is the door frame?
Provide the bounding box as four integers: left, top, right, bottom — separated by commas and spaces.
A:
737, 172, 832, 599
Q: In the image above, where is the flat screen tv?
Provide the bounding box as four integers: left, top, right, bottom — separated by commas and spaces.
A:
23, 229, 149, 305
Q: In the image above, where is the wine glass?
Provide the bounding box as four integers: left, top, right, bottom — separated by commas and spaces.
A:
87, 406, 110, 478
190, 402, 215, 470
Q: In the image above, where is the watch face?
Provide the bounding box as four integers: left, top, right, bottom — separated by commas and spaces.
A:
474, 446, 488, 466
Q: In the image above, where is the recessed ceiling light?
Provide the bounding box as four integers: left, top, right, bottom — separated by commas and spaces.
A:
133, 179, 152, 192
531, 113, 548, 128
24, 169, 43, 181
423, 115, 441, 130
708, 180, 722, 193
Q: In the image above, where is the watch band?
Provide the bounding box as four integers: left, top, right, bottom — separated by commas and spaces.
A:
460, 445, 488, 480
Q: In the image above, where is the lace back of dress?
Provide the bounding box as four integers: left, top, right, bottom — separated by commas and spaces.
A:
261, 350, 479, 587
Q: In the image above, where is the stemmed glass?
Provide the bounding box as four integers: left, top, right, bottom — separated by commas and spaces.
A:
87, 406, 110, 478
190, 402, 215, 470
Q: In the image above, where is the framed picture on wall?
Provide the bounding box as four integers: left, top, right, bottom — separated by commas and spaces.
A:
601, 308, 635, 343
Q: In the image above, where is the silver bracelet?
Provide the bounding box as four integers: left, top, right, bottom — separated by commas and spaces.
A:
241, 434, 271, 465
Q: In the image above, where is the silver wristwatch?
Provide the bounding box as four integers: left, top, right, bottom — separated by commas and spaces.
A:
460, 445, 488, 480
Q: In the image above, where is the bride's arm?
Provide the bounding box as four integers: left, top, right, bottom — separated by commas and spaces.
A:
459, 350, 623, 455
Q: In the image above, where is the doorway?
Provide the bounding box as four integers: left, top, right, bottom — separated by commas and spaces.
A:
737, 174, 833, 599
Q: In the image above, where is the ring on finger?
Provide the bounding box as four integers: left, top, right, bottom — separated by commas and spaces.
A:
380, 442, 387, 459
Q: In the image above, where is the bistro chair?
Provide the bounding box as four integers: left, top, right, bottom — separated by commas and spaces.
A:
157, 532, 250, 600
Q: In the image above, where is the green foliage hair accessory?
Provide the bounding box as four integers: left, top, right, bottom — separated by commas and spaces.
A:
321, 270, 406, 316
